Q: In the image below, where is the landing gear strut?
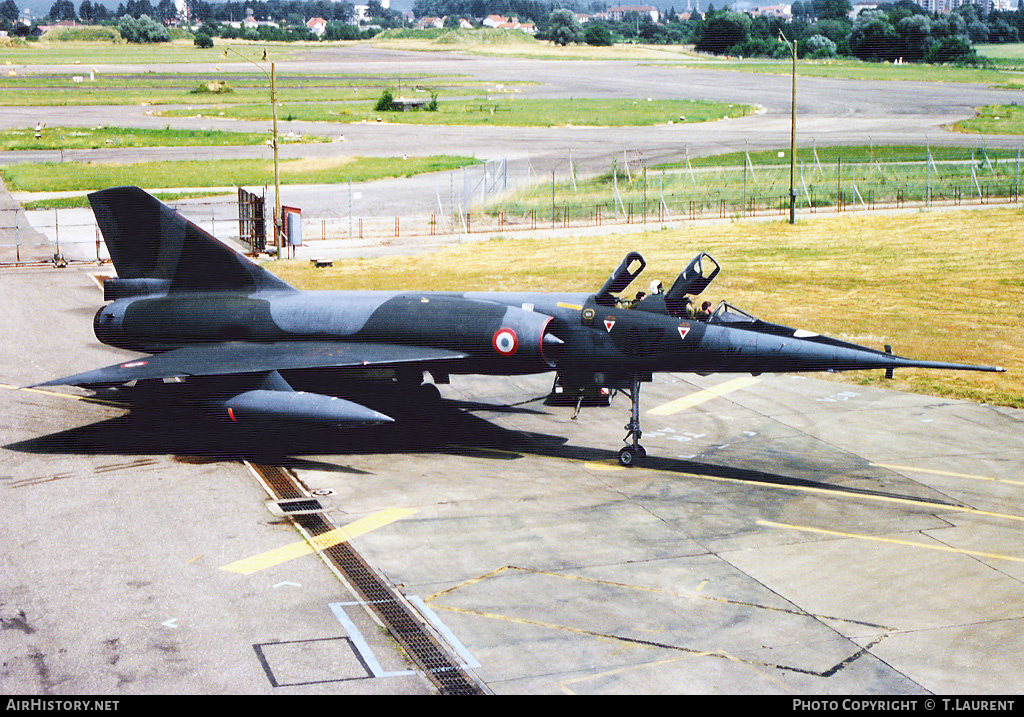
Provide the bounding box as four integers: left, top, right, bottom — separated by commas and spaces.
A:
618, 374, 646, 466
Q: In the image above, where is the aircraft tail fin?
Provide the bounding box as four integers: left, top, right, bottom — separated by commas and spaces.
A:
88, 186, 294, 294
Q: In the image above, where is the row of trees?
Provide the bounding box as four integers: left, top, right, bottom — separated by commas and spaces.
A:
12, 0, 1024, 62
547, 0, 1024, 63
690, 1, 1010, 63
10, 0, 365, 26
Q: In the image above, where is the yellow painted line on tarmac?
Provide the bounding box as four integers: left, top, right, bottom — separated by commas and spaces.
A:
452, 444, 1024, 524
873, 463, 1024, 488
759, 520, 1024, 564
583, 459, 626, 471
0, 382, 121, 407
221, 507, 416, 574
646, 376, 762, 416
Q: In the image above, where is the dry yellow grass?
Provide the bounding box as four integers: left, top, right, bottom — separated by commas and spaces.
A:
369, 36, 707, 61
277, 156, 356, 174
268, 208, 1023, 408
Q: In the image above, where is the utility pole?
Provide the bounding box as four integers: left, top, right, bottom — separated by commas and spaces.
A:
780, 32, 797, 225
224, 47, 281, 258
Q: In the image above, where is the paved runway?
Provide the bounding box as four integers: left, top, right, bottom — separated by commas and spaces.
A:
3, 265, 1022, 694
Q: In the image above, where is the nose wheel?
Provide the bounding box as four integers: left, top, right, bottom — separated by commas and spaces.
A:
618, 374, 646, 466
618, 444, 647, 466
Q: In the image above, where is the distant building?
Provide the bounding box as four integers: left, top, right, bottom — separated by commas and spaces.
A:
306, 16, 327, 35
482, 14, 509, 27
909, 0, 1012, 12
750, 4, 793, 18
607, 5, 661, 22
482, 14, 537, 33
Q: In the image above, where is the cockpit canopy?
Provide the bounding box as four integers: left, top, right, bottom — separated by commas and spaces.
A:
667, 253, 719, 302
595, 251, 646, 307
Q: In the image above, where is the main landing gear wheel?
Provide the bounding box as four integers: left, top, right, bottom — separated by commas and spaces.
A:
619, 374, 647, 467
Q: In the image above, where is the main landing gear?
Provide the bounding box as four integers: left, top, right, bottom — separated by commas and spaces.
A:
618, 374, 647, 466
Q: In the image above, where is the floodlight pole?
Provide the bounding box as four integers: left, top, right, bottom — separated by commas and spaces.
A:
780, 32, 797, 225
223, 46, 281, 258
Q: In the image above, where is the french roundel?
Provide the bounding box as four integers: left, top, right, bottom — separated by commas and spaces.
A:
492, 328, 519, 356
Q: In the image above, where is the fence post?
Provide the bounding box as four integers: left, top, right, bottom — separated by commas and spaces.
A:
836, 157, 841, 213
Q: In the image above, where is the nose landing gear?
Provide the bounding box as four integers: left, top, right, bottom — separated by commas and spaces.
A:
618, 374, 647, 466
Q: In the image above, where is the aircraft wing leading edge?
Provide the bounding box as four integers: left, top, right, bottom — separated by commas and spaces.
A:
35, 341, 468, 388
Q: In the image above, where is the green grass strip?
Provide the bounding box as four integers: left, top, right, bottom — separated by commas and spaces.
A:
0, 126, 330, 150
0, 155, 479, 192
163, 98, 752, 127
950, 105, 1024, 135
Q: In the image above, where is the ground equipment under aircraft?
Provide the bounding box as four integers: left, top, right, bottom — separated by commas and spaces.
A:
37, 187, 1005, 466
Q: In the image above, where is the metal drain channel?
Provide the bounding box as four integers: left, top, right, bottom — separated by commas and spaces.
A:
246, 462, 485, 695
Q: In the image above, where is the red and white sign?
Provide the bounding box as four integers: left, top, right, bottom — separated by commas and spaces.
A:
604, 318, 616, 332
492, 327, 519, 356
677, 325, 691, 341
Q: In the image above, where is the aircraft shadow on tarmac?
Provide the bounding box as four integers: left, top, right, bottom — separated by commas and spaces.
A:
6, 394, 959, 510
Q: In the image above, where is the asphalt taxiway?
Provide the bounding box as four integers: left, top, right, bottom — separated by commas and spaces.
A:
2, 265, 1023, 694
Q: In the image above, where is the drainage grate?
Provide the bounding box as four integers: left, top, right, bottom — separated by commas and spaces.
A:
265, 498, 325, 517
247, 462, 485, 695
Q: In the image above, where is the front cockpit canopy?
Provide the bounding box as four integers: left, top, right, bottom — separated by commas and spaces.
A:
667, 253, 719, 302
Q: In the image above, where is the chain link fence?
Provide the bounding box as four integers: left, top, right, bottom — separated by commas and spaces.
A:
3, 149, 1022, 266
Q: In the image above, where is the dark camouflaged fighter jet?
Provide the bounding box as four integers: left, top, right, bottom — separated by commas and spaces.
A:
39, 187, 1005, 466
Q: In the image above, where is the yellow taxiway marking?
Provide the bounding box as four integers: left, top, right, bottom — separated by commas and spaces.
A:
0, 383, 121, 407
759, 520, 1024, 564
873, 463, 1024, 488
221, 507, 416, 574
460, 445, 1024, 526
583, 459, 626, 471
646, 376, 762, 416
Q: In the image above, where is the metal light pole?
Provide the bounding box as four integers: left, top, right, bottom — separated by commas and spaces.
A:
223, 46, 281, 258
780, 32, 797, 225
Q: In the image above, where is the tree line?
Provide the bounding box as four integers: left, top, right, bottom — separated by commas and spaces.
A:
690, 0, 1023, 63
540, 0, 1024, 63
6, 0, 1024, 63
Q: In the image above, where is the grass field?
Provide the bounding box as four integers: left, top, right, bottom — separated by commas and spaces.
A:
659, 144, 1022, 168
0, 38, 307, 65
671, 56, 1024, 85
371, 32, 705, 61
0, 71, 509, 107
162, 97, 752, 127
22, 190, 229, 209
0, 155, 478, 192
975, 42, 1024, 61
0, 126, 330, 150
951, 105, 1024, 135
267, 208, 1023, 408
